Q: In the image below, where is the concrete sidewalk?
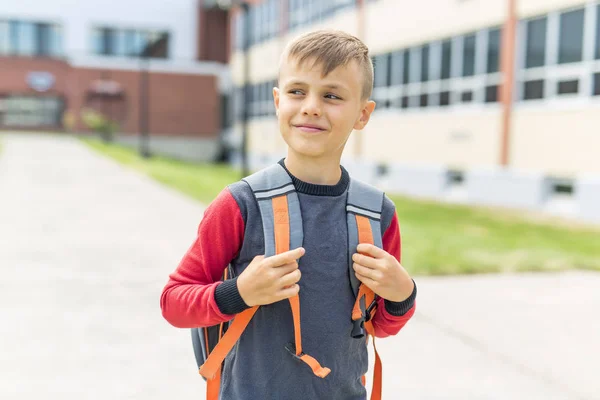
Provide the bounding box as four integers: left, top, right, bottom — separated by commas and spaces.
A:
0, 133, 598, 400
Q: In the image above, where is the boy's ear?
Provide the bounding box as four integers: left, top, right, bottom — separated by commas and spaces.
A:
273, 87, 280, 116
353, 100, 376, 131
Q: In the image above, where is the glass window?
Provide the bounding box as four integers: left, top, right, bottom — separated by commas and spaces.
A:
557, 79, 579, 94
596, 5, 600, 59
133, 31, 148, 56
462, 34, 476, 77
113, 30, 127, 56
0, 21, 10, 54
439, 91, 450, 106
102, 28, 116, 55
441, 40, 452, 80
421, 44, 429, 82
374, 54, 390, 88
401, 96, 409, 108
485, 85, 498, 103
49, 25, 62, 56
487, 28, 501, 73
35, 23, 51, 56
523, 80, 544, 100
409, 48, 420, 83
525, 17, 547, 68
461, 91, 473, 102
17, 22, 36, 56
593, 73, 600, 95
558, 9, 584, 64
9, 21, 18, 54
402, 51, 410, 84
390, 51, 403, 86
2, 96, 64, 127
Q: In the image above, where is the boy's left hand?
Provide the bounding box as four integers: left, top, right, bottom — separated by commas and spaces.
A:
352, 243, 414, 302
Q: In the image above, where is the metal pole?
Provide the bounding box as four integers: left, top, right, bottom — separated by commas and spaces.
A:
241, 2, 250, 177
139, 56, 151, 158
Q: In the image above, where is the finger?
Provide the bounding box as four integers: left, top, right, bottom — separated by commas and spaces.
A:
279, 268, 301, 287
265, 247, 305, 268
274, 261, 299, 277
352, 253, 379, 269
355, 271, 378, 290
353, 262, 380, 281
275, 283, 300, 300
356, 243, 387, 259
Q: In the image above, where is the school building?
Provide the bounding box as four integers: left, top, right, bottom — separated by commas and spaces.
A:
0, 0, 232, 162
228, 0, 600, 223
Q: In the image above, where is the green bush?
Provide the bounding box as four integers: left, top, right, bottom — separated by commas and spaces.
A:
81, 108, 119, 142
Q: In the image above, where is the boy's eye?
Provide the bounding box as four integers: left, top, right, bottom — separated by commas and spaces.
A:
288, 89, 304, 95
325, 93, 342, 100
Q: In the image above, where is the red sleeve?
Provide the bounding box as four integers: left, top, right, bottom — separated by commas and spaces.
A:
160, 187, 245, 328
371, 211, 416, 338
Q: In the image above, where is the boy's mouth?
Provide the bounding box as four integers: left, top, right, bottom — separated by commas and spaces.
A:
293, 124, 326, 133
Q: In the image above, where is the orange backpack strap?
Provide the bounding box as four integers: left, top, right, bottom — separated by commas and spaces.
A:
347, 178, 385, 400
273, 192, 330, 378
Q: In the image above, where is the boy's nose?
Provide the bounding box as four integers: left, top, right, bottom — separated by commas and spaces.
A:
301, 97, 322, 117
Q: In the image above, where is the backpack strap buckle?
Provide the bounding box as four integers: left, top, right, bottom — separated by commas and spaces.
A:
364, 298, 378, 322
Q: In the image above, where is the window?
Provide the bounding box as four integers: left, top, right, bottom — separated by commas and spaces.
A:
461, 91, 473, 102
525, 17, 547, 68
420, 44, 429, 82
596, 5, 600, 59
402, 51, 410, 84
0, 21, 9, 54
390, 51, 404, 86
0, 20, 62, 57
236, 12, 246, 50
1, 96, 64, 127
557, 80, 578, 95
245, 79, 277, 120
439, 91, 450, 106
487, 28, 501, 73
558, 9, 584, 64
524, 80, 544, 100
373, 54, 390, 88
92, 27, 169, 58
372, 53, 391, 108
16, 22, 36, 56
441, 40, 452, 79
485, 85, 498, 103
593, 73, 600, 96
462, 34, 476, 76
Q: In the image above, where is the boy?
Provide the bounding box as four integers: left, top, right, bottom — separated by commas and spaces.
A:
160, 30, 416, 399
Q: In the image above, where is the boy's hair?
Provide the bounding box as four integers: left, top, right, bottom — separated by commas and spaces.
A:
280, 30, 374, 100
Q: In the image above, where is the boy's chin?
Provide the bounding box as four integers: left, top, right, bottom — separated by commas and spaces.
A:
287, 145, 327, 159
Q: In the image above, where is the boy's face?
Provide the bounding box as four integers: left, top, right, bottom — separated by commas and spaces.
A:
273, 56, 375, 162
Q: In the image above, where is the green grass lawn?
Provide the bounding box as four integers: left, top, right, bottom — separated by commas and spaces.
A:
82, 137, 600, 276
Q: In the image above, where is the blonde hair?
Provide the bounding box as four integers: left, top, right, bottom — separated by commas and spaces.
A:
280, 30, 374, 100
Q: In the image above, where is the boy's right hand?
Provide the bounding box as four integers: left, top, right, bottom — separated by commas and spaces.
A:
237, 247, 305, 307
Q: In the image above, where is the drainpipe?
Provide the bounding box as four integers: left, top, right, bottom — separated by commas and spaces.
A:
499, 0, 517, 166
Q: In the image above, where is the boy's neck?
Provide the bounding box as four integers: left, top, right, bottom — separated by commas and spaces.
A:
283, 154, 342, 185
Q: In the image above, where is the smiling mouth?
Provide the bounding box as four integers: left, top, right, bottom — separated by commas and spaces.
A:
293, 125, 326, 133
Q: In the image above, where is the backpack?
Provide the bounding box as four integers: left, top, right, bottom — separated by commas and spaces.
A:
191, 163, 385, 400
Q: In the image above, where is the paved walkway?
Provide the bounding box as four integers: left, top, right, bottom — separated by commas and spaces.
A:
1, 133, 598, 400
